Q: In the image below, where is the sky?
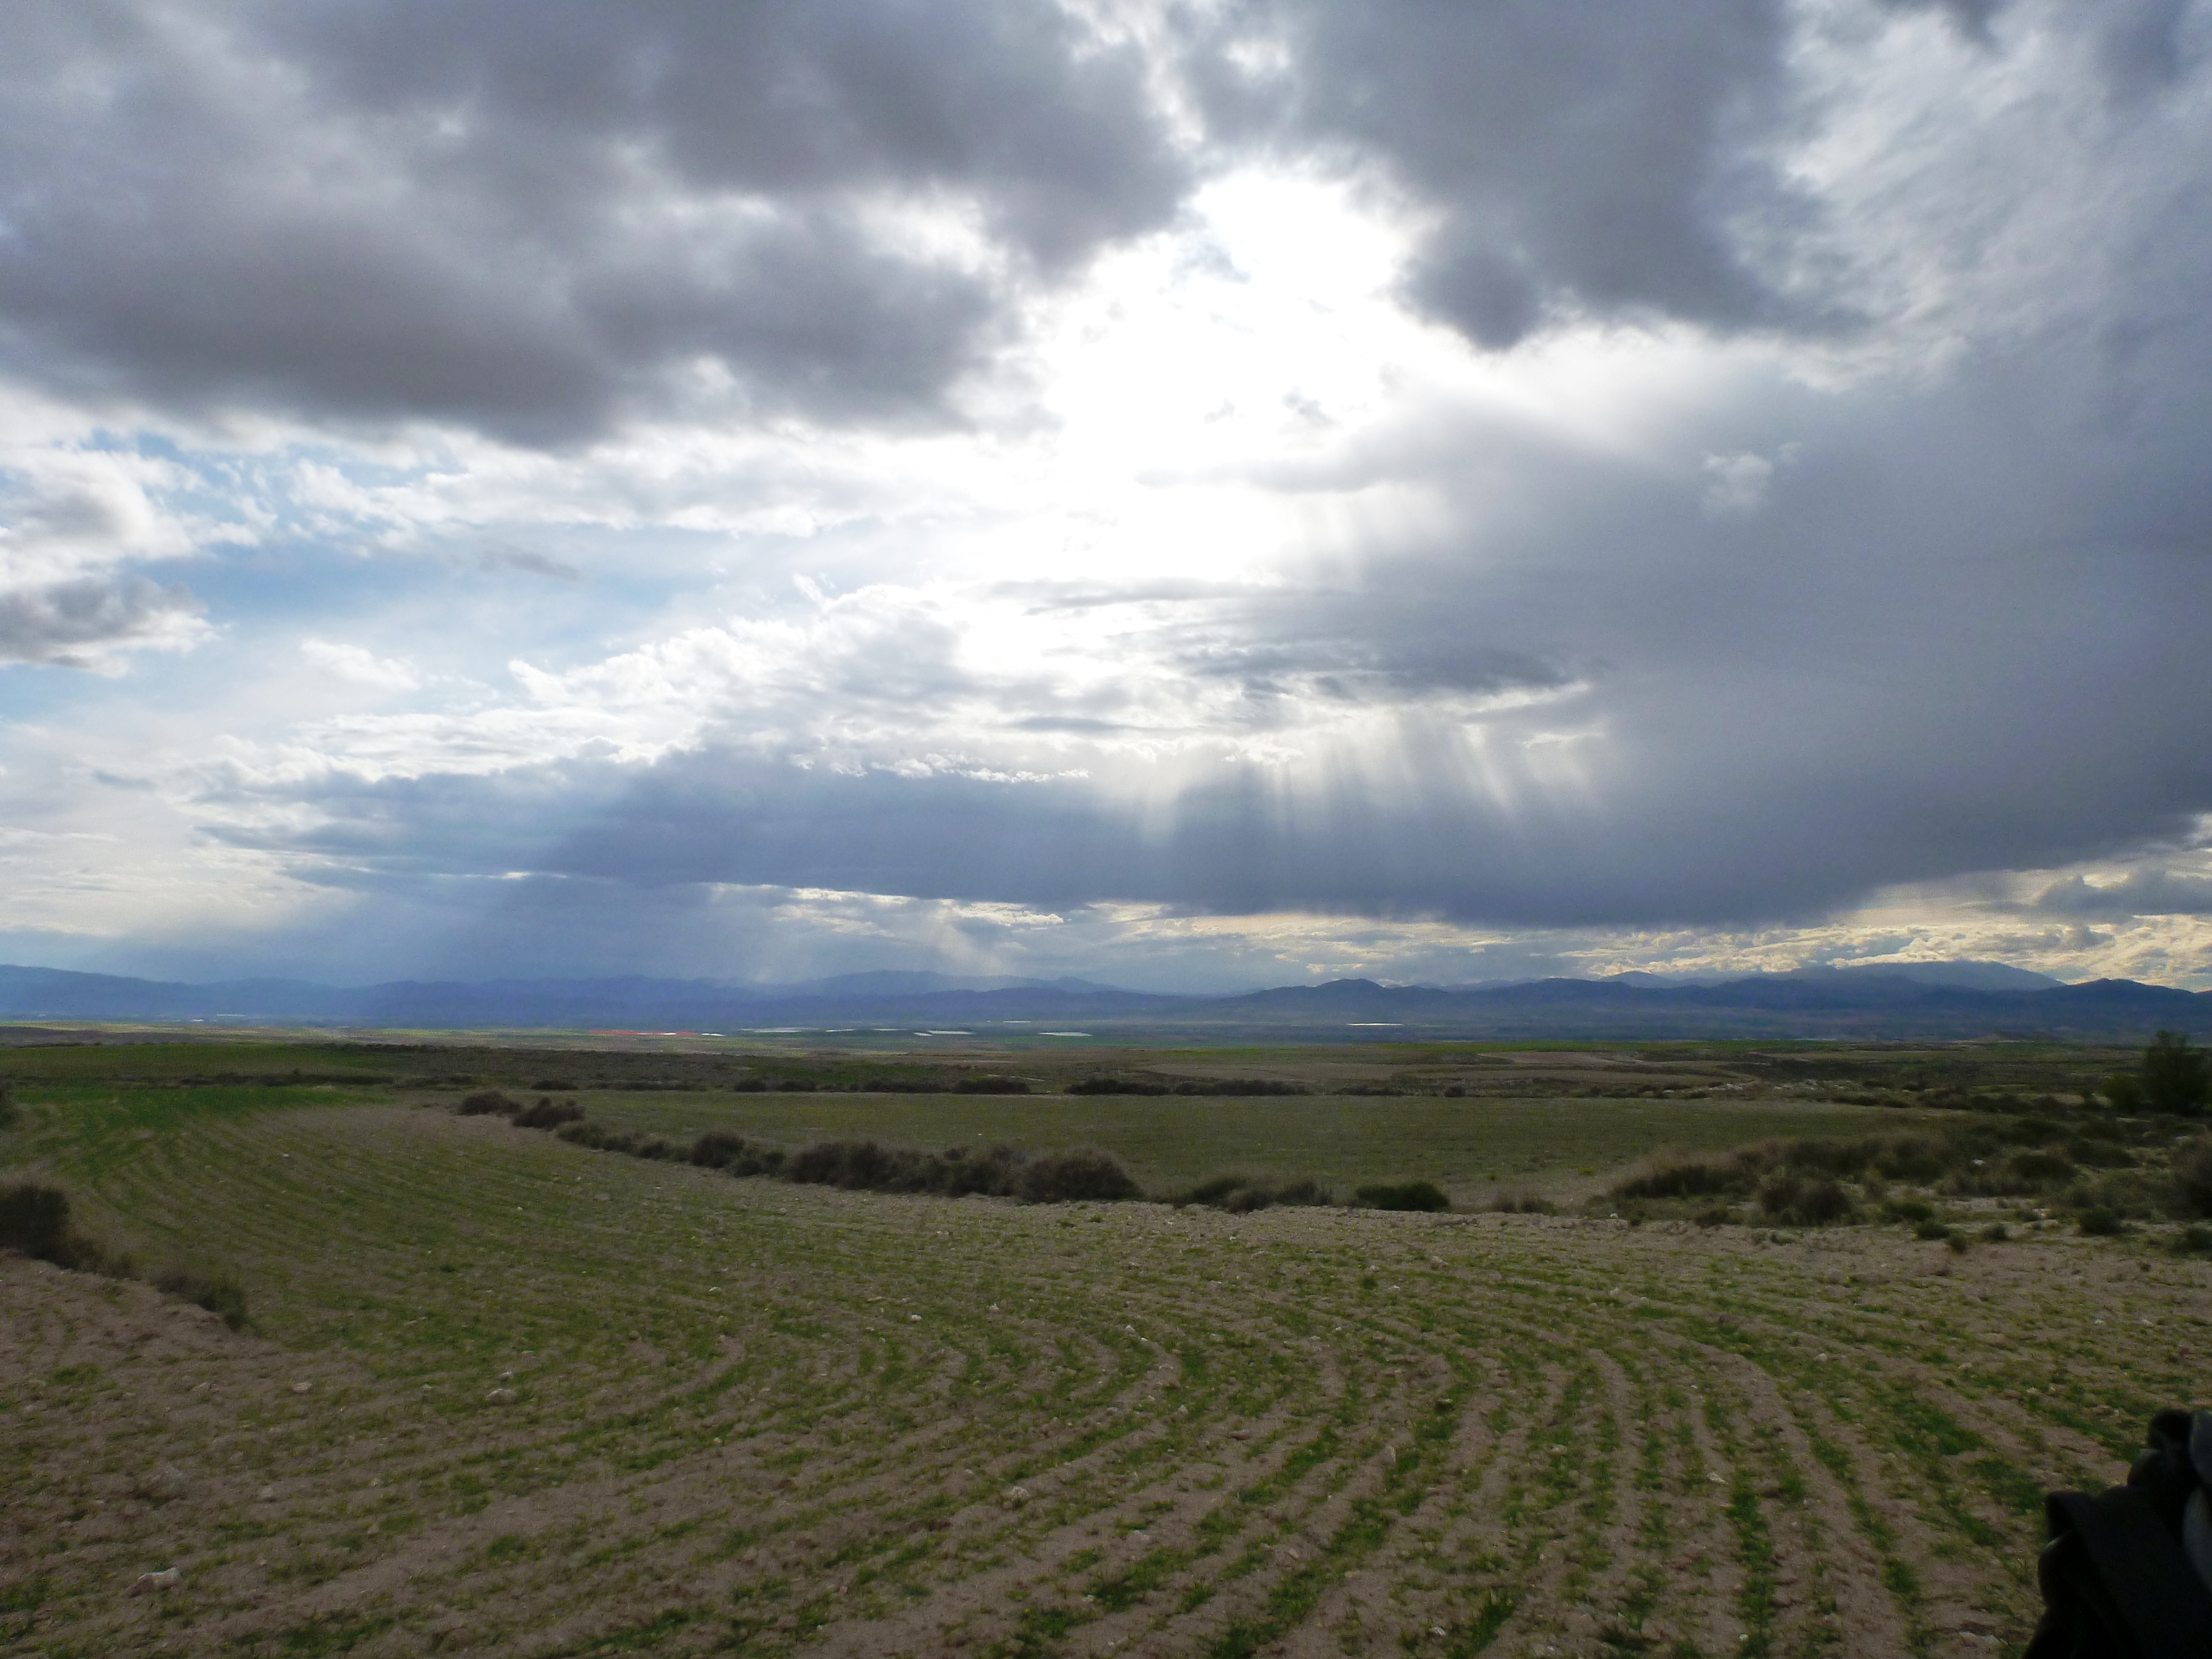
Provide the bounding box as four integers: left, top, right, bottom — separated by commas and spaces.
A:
4, 0, 2212, 993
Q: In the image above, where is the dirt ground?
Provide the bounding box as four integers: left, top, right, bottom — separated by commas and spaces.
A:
2, 1102, 2204, 1659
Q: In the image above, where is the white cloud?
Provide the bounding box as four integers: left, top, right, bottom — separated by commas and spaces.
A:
299, 638, 421, 691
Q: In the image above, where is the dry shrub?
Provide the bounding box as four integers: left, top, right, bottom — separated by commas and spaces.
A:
0, 1182, 82, 1265
1017, 1149, 1142, 1203
151, 1264, 250, 1329
1066, 1077, 1171, 1095
1755, 1173, 1857, 1227
781, 1138, 1036, 1198
1611, 1147, 1766, 1202
555, 1119, 638, 1153
1354, 1180, 1449, 1213
2174, 1135, 2212, 1219
1177, 1175, 1330, 1213
2, 1182, 247, 1326
514, 1098, 584, 1129
1488, 1187, 1558, 1215
687, 1130, 785, 1177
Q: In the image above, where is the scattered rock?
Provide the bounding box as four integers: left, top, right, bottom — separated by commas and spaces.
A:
290, 1381, 312, 1394
486, 1387, 518, 1404
1001, 1486, 1031, 1507
257, 1485, 276, 1501
130, 1568, 180, 1595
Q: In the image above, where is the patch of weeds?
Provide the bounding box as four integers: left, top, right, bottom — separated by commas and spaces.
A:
2077, 1206, 2126, 1237
1446, 1588, 1519, 1655
997, 1603, 1085, 1658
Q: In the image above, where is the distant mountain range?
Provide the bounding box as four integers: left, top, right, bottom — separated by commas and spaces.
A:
1, 959, 2203, 1041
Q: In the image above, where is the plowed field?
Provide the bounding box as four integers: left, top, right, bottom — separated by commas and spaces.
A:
3, 1098, 2202, 1659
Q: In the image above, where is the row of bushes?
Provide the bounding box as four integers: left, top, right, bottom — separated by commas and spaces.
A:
459, 1094, 1453, 1214
0, 1181, 249, 1328
1609, 1124, 2212, 1229
1067, 1077, 1307, 1097
1173, 1175, 1331, 1213
463, 1093, 1147, 1205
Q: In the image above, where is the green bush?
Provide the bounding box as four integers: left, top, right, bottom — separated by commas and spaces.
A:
1882, 1198, 1936, 1225
0, 1078, 18, 1131
1067, 1077, 1171, 1096
952, 1077, 1031, 1094
1354, 1180, 1450, 1213
2077, 1206, 2127, 1237
1912, 1218, 1952, 1241
457, 1089, 521, 1117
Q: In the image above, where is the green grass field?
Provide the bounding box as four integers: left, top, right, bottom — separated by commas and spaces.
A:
1, 1048, 2203, 1659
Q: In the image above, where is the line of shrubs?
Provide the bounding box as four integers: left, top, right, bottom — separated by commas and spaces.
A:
455, 1093, 1453, 1215
1068, 1077, 1307, 1096
460, 1092, 1146, 1204
730, 1075, 1035, 1094
1172, 1175, 1332, 1213
0, 1181, 249, 1329
1608, 1123, 2212, 1231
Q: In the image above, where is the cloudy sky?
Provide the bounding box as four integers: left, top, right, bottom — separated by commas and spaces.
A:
4, 0, 2212, 992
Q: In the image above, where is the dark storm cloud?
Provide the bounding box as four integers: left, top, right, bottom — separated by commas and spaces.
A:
0, 0, 1186, 441
1186, 0, 1802, 346
2031, 871, 2212, 918
0, 575, 202, 666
